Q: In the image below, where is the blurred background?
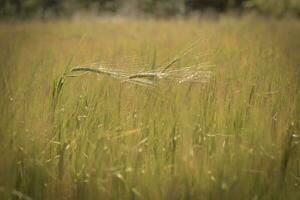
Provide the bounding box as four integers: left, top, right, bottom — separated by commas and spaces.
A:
0, 0, 299, 19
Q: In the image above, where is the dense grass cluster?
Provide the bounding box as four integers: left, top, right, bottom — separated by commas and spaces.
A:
0, 15, 300, 200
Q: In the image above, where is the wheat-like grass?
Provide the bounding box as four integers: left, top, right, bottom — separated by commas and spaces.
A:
64, 41, 213, 88
66, 63, 213, 86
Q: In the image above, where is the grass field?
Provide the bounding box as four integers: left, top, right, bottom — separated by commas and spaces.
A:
0, 15, 300, 200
